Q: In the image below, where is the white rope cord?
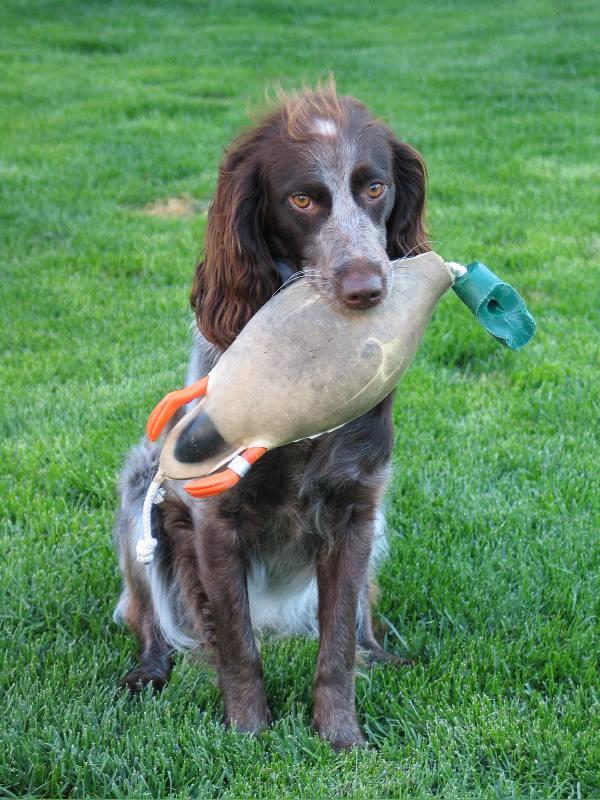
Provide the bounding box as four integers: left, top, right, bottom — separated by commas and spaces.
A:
136, 469, 166, 565
446, 261, 467, 278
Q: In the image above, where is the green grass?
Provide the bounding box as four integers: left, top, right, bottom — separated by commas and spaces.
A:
1, 0, 599, 796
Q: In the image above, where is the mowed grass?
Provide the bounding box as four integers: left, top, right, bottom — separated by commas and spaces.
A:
1, 0, 599, 796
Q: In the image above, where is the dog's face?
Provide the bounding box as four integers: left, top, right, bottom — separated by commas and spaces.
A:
192, 87, 428, 350
263, 110, 398, 310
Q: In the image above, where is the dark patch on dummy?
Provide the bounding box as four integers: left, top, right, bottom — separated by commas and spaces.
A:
174, 409, 227, 464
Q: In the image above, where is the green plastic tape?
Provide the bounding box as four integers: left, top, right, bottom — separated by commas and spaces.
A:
452, 261, 536, 350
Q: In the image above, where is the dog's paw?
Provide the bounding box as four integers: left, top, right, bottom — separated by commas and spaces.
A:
223, 683, 273, 735
312, 711, 366, 752
225, 703, 273, 734
120, 667, 169, 694
360, 644, 414, 668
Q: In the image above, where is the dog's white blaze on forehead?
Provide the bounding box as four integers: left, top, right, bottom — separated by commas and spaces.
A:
309, 135, 390, 264
313, 117, 337, 137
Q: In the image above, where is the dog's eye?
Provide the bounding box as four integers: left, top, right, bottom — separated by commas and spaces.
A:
291, 194, 311, 209
367, 182, 385, 199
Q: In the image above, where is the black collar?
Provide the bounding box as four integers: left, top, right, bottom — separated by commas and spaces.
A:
274, 259, 298, 286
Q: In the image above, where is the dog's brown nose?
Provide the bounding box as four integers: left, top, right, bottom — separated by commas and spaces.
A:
339, 264, 384, 310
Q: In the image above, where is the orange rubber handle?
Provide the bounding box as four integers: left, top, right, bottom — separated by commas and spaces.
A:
184, 447, 267, 498
146, 376, 209, 441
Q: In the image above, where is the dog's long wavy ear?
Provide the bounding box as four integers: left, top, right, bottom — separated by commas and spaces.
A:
385, 131, 429, 258
191, 130, 278, 351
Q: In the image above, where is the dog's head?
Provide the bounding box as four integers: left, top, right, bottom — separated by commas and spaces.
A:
192, 81, 428, 350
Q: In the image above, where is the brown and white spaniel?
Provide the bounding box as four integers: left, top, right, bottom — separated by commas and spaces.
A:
114, 80, 429, 751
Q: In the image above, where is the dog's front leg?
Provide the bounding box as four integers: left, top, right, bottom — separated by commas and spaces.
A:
197, 524, 272, 733
313, 503, 373, 750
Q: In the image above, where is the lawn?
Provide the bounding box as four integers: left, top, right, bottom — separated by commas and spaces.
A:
1, 0, 599, 797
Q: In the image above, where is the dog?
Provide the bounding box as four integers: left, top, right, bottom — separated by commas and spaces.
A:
114, 81, 428, 751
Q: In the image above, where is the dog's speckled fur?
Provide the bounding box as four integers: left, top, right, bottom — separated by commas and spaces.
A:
114, 82, 426, 749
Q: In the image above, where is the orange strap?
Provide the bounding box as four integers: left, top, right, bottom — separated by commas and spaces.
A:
146, 376, 209, 441
183, 447, 267, 498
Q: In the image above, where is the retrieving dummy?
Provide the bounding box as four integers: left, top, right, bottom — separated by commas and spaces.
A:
136, 251, 535, 563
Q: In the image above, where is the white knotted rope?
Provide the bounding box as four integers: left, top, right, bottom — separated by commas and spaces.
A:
446, 261, 467, 279
136, 469, 166, 565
